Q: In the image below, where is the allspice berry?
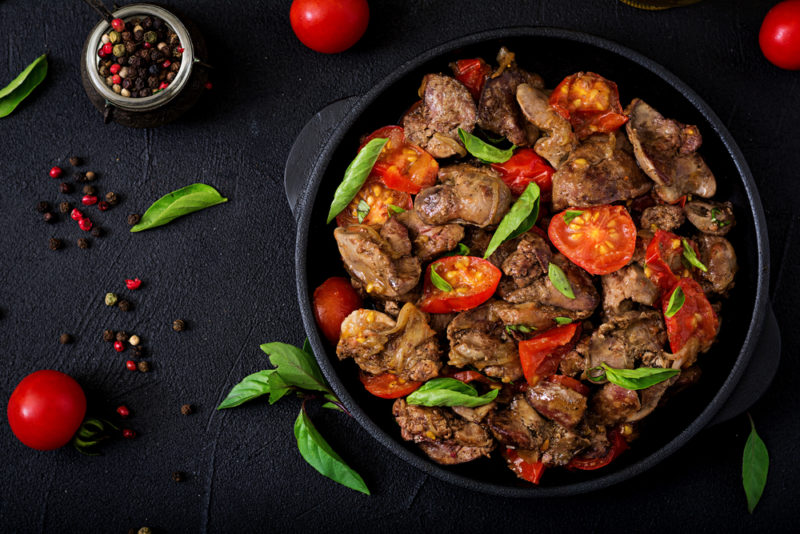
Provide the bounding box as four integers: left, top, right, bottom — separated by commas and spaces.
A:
91, 227, 104, 238
77, 238, 90, 249
116, 331, 129, 343
127, 213, 141, 226
84, 171, 96, 181
171, 471, 184, 482
103, 329, 115, 342
59, 333, 73, 344
137, 360, 150, 372
172, 319, 186, 332
59, 182, 73, 194
49, 238, 63, 251
118, 299, 132, 312
69, 156, 82, 166
59, 201, 72, 214
43, 212, 55, 223
105, 191, 119, 205
181, 404, 193, 415
105, 292, 118, 306
82, 185, 97, 196
36, 201, 50, 213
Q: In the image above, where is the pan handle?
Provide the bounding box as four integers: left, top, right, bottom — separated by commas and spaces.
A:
284, 97, 360, 219
709, 301, 781, 426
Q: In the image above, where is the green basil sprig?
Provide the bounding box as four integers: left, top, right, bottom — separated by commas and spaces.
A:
130, 183, 228, 232
406, 378, 499, 407
588, 363, 679, 390
429, 263, 453, 292
0, 54, 47, 118
548, 262, 575, 300
506, 324, 534, 334
327, 137, 388, 223
483, 182, 541, 258
443, 243, 471, 257
682, 239, 708, 272
356, 199, 370, 223
72, 417, 119, 456
665, 286, 685, 318
711, 207, 731, 228
563, 210, 584, 226
219, 340, 368, 494
554, 317, 573, 325
458, 128, 516, 163
387, 204, 406, 214
742, 413, 769, 513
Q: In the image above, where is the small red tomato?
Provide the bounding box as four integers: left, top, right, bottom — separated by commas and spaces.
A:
110, 64, 121, 74
70, 208, 84, 221
126, 278, 142, 290
7, 370, 87, 450
125, 360, 137, 371
116, 405, 130, 418
759, 0, 800, 70
78, 218, 92, 231
111, 18, 125, 32
114, 340, 125, 352
359, 372, 422, 399
290, 0, 369, 54
313, 277, 363, 344
81, 195, 98, 206
49, 166, 62, 178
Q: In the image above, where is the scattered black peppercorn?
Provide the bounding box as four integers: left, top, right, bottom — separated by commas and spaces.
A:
84, 171, 96, 182
118, 299, 132, 312
82, 185, 97, 196
36, 201, 50, 213
116, 331, 129, 343
91, 227, 104, 238
172, 319, 186, 332
59, 333, 73, 345
59, 182, 73, 194
127, 213, 141, 226
69, 156, 82, 166
103, 329, 115, 342
77, 238, 90, 249
181, 404, 193, 415
49, 238, 62, 250
171, 471, 184, 482
137, 361, 151, 372
43, 212, 55, 223
105, 191, 119, 205
59, 201, 72, 214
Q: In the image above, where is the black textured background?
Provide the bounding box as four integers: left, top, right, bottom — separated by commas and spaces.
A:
0, 1, 798, 532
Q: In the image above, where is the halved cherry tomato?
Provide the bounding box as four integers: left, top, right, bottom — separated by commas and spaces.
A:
448, 369, 494, 385
546, 374, 590, 396
663, 277, 719, 354
359, 372, 422, 399
359, 125, 438, 194
313, 277, 363, 344
335, 175, 412, 226
502, 447, 546, 485
518, 323, 581, 387
567, 427, 629, 470
549, 72, 628, 139
451, 58, 492, 100
644, 229, 685, 294
490, 148, 555, 197
418, 256, 502, 314
548, 205, 637, 275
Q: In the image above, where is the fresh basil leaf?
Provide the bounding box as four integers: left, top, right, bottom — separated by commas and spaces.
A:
430, 263, 453, 292
356, 199, 370, 223
554, 317, 573, 325
302, 338, 313, 356
294, 407, 370, 495
218, 370, 279, 409
600, 363, 680, 390
260, 342, 333, 394
406, 377, 499, 407
711, 207, 731, 227
387, 203, 405, 214
130, 183, 228, 232
563, 210, 584, 226
505, 324, 534, 334
743, 414, 769, 514
458, 128, 515, 163
665, 286, 685, 318
548, 262, 575, 300
0, 54, 47, 118
682, 239, 708, 272
72, 417, 118, 456
321, 401, 344, 412
443, 243, 470, 257
484, 182, 541, 258
327, 137, 388, 223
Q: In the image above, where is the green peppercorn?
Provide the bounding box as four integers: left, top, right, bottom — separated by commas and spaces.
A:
113, 44, 126, 57
105, 292, 118, 306
144, 31, 157, 44
108, 30, 121, 43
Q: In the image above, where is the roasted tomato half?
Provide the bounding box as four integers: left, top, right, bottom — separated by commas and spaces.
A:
502, 447, 546, 485
518, 323, 581, 387
313, 277, 363, 344
567, 427, 629, 470
490, 148, 555, 197
359, 371, 422, 399
546, 374, 590, 396
550, 72, 628, 139
548, 205, 637, 275
451, 58, 492, 100
644, 229, 686, 293
360, 125, 438, 194
663, 277, 719, 354
335, 175, 413, 226
418, 255, 502, 314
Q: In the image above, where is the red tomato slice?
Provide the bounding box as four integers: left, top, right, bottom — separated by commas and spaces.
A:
644, 229, 685, 294
518, 323, 581, 387
546, 374, 590, 396
335, 175, 412, 227
359, 372, 422, 399
548, 205, 637, 275
490, 148, 555, 197
567, 427, 629, 470
360, 125, 438, 194
663, 277, 719, 354
313, 277, 363, 344
418, 256, 502, 314
549, 72, 628, 139
502, 448, 546, 485
446, 369, 494, 385
451, 58, 492, 100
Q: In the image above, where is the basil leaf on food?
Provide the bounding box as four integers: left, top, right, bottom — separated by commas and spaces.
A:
327, 137, 388, 223
742, 414, 769, 514
458, 128, 516, 163
294, 407, 370, 495
548, 262, 575, 300
430, 263, 453, 292
130, 183, 228, 232
356, 199, 370, 223
406, 377, 499, 407
588, 363, 680, 390
443, 243, 471, 257
387, 203, 406, 214
506, 324, 534, 334
562, 210, 584, 226
260, 342, 333, 395
483, 182, 541, 258
0, 54, 47, 118
554, 317, 573, 325
711, 207, 731, 228
682, 239, 708, 272
217, 370, 278, 409
665, 286, 685, 318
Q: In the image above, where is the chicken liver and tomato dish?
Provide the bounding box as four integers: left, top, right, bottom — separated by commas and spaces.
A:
312, 48, 737, 485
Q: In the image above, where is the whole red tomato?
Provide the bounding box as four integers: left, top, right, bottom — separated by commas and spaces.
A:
759, 0, 800, 70
313, 276, 363, 344
290, 0, 369, 54
7, 370, 87, 450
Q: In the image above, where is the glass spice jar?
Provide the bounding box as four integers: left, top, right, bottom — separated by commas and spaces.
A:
80, 3, 209, 128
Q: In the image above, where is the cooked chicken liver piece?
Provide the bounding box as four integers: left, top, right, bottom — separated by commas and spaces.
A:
526, 380, 588, 429
626, 98, 716, 204
585, 309, 666, 372
601, 264, 659, 316
516, 83, 578, 168
696, 234, 737, 295
590, 383, 641, 425
487, 393, 548, 449
640, 204, 685, 232
394, 209, 464, 261
499, 231, 552, 288
550, 131, 652, 211
415, 164, 511, 227
684, 200, 735, 236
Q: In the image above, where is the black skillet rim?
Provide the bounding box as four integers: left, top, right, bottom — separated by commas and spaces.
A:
294, 26, 770, 497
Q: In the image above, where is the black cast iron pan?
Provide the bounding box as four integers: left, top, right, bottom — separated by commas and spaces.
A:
285, 27, 781, 497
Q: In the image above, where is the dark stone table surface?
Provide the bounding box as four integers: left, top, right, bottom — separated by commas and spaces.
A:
1, 0, 797, 532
